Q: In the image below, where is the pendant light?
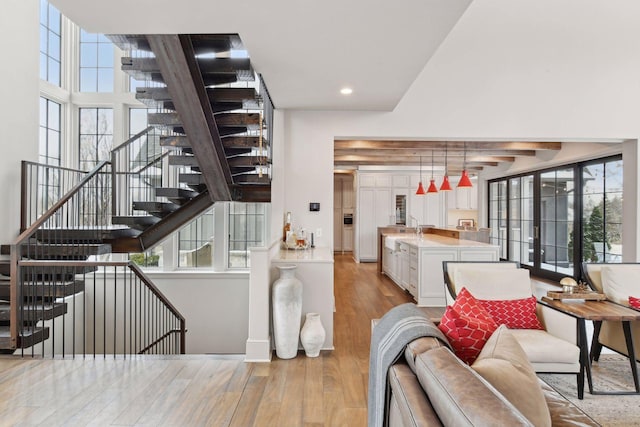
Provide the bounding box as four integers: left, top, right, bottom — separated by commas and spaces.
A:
416, 155, 426, 195
458, 141, 473, 188
440, 144, 452, 191
427, 149, 438, 193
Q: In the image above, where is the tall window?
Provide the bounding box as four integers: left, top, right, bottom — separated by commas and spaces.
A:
229, 203, 267, 268
39, 97, 61, 166
79, 31, 114, 92
488, 180, 507, 259
489, 155, 623, 280
79, 108, 113, 170
39, 0, 61, 86
582, 158, 623, 262
178, 208, 215, 268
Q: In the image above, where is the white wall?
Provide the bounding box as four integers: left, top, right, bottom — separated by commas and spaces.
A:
0, 0, 39, 244
282, 0, 640, 256
147, 272, 250, 354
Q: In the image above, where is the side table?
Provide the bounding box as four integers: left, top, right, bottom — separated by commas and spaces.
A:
540, 297, 640, 396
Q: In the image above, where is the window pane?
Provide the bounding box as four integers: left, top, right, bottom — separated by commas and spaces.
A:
80, 43, 97, 67
97, 68, 114, 92
80, 68, 97, 92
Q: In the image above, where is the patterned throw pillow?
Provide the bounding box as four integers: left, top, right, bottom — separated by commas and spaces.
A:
455, 287, 497, 325
630, 296, 640, 310
438, 288, 498, 364
479, 296, 544, 330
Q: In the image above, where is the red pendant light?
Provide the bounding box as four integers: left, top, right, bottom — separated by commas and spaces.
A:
416, 155, 426, 195
458, 141, 473, 188
440, 144, 452, 191
427, 150, 438, 193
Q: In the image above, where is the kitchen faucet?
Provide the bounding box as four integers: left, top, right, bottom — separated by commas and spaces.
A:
409, 215, 422, 238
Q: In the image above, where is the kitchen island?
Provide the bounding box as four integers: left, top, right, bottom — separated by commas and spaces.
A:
381, 234, 499, 306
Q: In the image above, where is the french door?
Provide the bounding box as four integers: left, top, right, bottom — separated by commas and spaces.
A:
490, 168, 576, 280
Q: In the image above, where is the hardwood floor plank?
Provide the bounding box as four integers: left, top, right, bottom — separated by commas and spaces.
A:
302, 356, 324, 424
0, 254, 415, 427
228, 376, 268, 427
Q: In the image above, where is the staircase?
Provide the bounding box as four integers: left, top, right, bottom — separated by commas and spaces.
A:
0, 33, 272, 355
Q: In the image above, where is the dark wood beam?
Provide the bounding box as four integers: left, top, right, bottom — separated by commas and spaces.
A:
334, 149, 536, 157
147, 35, 232, 201
334, 140, 562, 150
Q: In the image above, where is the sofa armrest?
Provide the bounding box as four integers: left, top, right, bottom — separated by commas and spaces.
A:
536, 302, 577, 345
389, 364, 443, 427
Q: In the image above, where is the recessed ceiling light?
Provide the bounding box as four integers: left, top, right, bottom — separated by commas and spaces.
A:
340, 87, 353, 95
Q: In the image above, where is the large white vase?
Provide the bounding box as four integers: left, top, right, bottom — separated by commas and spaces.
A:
272, 265, 303, 359
300, 312, 325, 357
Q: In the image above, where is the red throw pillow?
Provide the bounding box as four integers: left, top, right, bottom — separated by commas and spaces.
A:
438, 305, 498, 364
455, 287, 497, 325
630, 296, 640, 310
479, 296, 544, 330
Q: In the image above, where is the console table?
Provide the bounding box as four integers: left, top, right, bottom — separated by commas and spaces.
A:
541, 297, 640, 396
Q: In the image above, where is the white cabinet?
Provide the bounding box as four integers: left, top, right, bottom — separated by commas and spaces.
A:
357, 187, 391, 261
399, 242, 410, 289
446, 179, 478, 210
382, 245, 399, 283
407, 246, 418, 298
343, 228, 353, 251
419, 248, 458, 306
409, 174, 445, 227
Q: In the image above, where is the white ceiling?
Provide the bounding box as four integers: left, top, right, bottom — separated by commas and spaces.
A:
50, 0, 472, 111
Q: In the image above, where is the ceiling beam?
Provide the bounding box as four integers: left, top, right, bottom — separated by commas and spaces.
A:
334, 140, 562, 150
334, 154, 515, 163
334, 149, 536, 157
147, 35, 232, 201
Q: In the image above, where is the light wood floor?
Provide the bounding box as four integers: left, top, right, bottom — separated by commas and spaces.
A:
0, 254, 415, 427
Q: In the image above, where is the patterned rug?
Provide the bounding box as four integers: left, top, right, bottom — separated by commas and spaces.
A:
539, 355, 640, 426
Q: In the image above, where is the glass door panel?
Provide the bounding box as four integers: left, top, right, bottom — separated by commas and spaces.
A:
539, 169, 574, 274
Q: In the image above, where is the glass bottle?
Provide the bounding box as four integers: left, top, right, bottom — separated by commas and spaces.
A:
283, 211, 292, 242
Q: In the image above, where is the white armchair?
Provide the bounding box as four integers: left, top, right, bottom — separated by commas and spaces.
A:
582, 262, 640, 363
442, 261, 582, 395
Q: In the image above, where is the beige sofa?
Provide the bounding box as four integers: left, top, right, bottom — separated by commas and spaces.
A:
387, 325, 599, 427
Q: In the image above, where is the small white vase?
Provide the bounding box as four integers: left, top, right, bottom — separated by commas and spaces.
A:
300, 313, 325, 357
272, 265, 303, 359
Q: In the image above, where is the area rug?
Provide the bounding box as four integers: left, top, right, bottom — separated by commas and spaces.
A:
539, 355, 640, 426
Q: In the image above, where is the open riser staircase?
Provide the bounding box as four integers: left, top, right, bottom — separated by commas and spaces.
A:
0, 33, 272, 355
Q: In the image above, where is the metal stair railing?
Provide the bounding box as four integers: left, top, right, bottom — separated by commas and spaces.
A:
20, 161, 91, 232
10, 160, 186, 356
17, 260, 186, 357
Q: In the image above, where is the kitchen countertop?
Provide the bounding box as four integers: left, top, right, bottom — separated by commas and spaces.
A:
272, 246, 334, 263
384, 233, 498, 249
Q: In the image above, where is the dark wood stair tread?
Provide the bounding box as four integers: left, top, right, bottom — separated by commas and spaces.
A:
0, 302, 67, 322
155, 187, 200, 205
112, 216, 161, 231
34, 227, 139, 243
0, 325, 50, 349
0, 280, 85, 300
132, 201, 180, 218
2, 243, 112, 260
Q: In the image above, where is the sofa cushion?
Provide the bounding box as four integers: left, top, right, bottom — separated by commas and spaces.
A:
472, 325, 552, 427
508, 329, 581, 367
438, 305, 497, 364
404, 336, 449, 374
601, 264, 640, 305
414, 346, 534, 426
479, 296, 544, 330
